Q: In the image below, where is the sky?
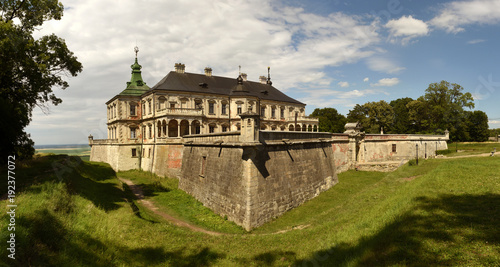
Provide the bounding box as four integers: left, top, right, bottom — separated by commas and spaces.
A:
25, 0, 500, 145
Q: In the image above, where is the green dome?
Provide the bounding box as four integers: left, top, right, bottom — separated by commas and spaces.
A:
119, 47, 150, 96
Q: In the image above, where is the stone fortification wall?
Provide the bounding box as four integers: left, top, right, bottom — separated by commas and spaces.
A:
152, 143, 183, 178
179, 140, 337, 230
247, 141, 337, 229
89, 142, 140, 171
260, 131, 333, 141
331, 134, 350, 173
360, 134, 448, 163
182, 131, 241, 143
179, 145, 248, 227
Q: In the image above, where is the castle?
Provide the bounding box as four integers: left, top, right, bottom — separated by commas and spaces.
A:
89, 49, 448, 230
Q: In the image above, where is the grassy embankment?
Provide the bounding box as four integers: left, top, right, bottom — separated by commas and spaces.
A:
1, 144, 498, 266
437, 142, 498, 157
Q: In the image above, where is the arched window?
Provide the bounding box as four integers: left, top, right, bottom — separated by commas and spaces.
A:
157, 121, 162, 137
168, 120, 178, 137
192, 120, 201, 134
162, 120, 167, 136
180, 120, 189, 136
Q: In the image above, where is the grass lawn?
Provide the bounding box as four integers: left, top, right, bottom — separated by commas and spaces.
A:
438, 142, 499, 157
1, 153, 499, 266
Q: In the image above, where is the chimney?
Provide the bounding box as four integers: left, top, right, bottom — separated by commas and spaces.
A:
241, 73, 247, 81
174, 63, 185, 73
259, 76, 267, 84
204, 67, 212, 77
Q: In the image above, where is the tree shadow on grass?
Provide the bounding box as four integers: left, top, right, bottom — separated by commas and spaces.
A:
294, 193, 500, 266
139, 181, 171, 197
7, 208, 224, 267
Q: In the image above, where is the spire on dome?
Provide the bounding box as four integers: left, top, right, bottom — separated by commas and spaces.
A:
119, 47, 150, 96
267, 66, 272, 85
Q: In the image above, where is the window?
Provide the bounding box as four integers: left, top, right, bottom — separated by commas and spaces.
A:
130, 103, 136, 116
222, 125, 228, 132
392, 144, 397, 153
280, 108, 285, 119
158, 97, 166, 110
130, 127, 137, 139
209, 102, 215, 114
221, 104, 227, 115
148, 125, 152, 139
209, 125, 215, 133
148, 101, 152, 114
248, 105, 253, 112
271, 107, 276, 118
148, 148, 151, 158
131, 148, 137, 157
170, 103, 176, 109
195, 100, 202, 109
237, 104, 242, 114
261, 106, 266, 117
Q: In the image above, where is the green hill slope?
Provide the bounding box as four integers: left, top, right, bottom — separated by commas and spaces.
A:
1, 154, 499, 266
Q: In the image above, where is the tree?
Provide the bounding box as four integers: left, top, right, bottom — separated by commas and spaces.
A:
364, 100, 394, 134
465, 110, 489, 142
347, 101, 393, 134
423, 81, 474, 140
346, 104, 369, 131
0, 0, 82, 161
310, 107, 346, 133
390, 97, 414, 134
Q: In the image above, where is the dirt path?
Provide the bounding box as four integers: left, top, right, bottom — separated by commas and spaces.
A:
442, 153, 497, 159
119, 178, 224, 236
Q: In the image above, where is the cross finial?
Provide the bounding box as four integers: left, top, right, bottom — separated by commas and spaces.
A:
134, 46, 139, 58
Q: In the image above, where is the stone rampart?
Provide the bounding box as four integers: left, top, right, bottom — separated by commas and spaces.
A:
179, 139, 337, 230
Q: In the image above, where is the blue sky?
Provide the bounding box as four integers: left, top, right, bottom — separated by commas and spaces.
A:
26, 0, 500, 145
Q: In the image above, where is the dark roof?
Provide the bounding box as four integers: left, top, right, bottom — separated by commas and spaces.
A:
150, 71, 304, 105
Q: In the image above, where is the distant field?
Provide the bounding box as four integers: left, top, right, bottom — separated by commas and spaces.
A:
36, 145, 91, 161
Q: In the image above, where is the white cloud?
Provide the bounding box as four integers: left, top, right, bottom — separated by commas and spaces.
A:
467, 39, 486, 44
430, 0, 500, 33
371, 78, 400, 87
385, 15, 429, 44
28, 0, 384, 144
365, 57, 405, 74
489, 119, 500, 129
363, 77, 369, 82
338, 81, 350, 88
